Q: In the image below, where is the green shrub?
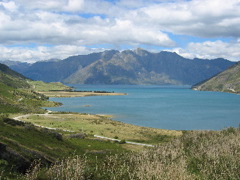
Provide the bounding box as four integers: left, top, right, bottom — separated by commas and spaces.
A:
119, 139, 126, 144
3, 118, 25, 126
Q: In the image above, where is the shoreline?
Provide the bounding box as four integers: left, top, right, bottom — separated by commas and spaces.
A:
38, 91, 127, 97
32, 88, 182, 145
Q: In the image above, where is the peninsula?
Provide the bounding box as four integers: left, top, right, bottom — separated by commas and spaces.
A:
38, 90, 127, 97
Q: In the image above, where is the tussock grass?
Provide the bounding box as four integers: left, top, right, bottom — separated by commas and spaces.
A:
25, 155, 86, 180
24, 127, 240, 179
93, 127, 240, 180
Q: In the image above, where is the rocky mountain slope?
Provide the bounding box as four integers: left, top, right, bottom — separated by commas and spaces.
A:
192, 62, 240, 93
3, 49, 235, 85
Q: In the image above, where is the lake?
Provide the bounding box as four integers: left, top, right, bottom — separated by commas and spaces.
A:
46, 85, 240, 130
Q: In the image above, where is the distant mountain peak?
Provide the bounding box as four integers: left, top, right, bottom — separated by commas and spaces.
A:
43, 58, 61, 62
134, 48, 150, 56
101, 50, 119, 60
158, 51, 183, 58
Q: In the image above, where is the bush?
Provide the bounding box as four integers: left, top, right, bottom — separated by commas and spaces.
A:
119, 139, 126, 144
41, 128, 63, 141
69, 133, 86, 139
223, 126, 236, 135
3, 118, 25, 126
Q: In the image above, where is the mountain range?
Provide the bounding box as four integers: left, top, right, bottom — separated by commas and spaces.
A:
1, 49, 236, 85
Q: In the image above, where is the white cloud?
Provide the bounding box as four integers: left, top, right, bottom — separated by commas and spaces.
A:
0, 0, 240, 62
171, 40, 240, 61
78, 19, 175, 47
0, 45, 102, 63
0, 5, 174, 47
131, 0, 240, 38
64, 0, 84, 12
0, 1, 18, 11
15, 0, 66, 11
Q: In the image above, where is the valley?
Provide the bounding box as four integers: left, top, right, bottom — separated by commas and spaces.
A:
1, 53, 240, 179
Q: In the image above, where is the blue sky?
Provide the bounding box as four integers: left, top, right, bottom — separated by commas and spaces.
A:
0, 0, 240, 62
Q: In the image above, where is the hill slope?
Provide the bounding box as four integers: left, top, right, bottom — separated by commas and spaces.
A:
0, 63, 62, 113
4, 49, 235, 85
192, 62, 240, 93
0, 63, 30, 88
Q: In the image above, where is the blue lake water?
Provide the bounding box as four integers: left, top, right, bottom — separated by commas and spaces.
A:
46, 85, 240, 130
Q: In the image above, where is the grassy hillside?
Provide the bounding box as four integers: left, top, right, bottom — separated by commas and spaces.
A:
0, 63, 70, 113
0, 116, 124, 179
0, 82, 59, 113
28, 81, 72, 92
0, 63, 30, 89
193, 62, 240, 93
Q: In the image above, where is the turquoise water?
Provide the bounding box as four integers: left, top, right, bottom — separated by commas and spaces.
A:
47, 85, 240, 130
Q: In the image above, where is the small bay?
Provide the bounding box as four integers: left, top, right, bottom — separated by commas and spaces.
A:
47, 85, 240, 130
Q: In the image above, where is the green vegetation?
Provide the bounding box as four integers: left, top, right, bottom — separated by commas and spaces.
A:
0, 116, 124, 179
28, 81, 72, 92
193, 62, 240, 93
0, 63, 68, 113
4, 125, 239, 179
0, 82, 59, 113
0, 63, 30, 89
16, 113, 181, 145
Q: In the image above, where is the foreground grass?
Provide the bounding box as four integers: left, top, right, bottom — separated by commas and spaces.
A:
94, 127, 240, 180
21, 127, 240, 179
14, 112, 181, 145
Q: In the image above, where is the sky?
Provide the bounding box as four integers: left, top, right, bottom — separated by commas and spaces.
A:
0, 0, 240, 63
